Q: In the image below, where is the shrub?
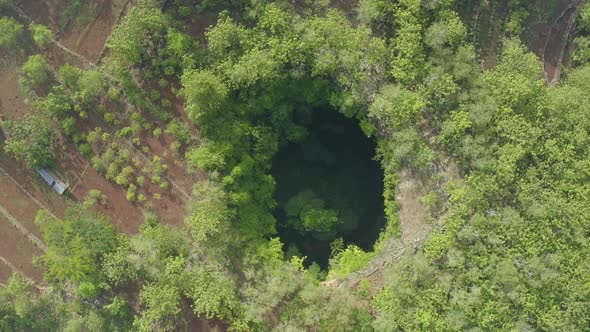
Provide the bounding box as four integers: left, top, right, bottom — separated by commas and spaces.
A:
91, 156, 106, 174
158, 79, 168, 88
171, 141, 181, 154
87, 128, 102, 145
137, 176, 146, 187
151, 175, 161, 185
102, 148, 115, 164
160, 181, 169, 190
328, 245, 375, 279
165, 119, 192, 145
106, 163, 120, 180
178, 6, 191, 18
104, 113, 116, 124
153, 128, 162, 138
107, 87, 120, 100
132, 157, 142, 168
115, 166, 134, 187
22, 55, 50, 88
0, 17, 24, 53
149, 90, 160, 101
78, 143, 93, 159
116, 127, 133, 138
126, 184, 137, 202
61, 117, 77, 136
151, 156, 167, 176
86, 189, 107, 206
117, 149, 130, 162
30, 23, 53, 48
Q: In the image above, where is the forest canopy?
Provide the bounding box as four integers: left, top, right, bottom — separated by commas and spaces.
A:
1, 0, 590, 331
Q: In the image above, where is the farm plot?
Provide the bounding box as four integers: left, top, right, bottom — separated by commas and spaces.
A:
13, 0, 67, 32
1, 0, 208, 286
0, 213, 44, 283
58, 0, 131, 62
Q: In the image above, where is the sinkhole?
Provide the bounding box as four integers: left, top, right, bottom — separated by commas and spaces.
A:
271, 108, 385, 268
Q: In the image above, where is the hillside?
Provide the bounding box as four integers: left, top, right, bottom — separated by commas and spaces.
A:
1, 0, 590, 331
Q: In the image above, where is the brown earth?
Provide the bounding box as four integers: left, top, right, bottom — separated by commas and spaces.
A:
0, 63, 28, 121
57, 141, 146, 234
0, 166, 58, 240
185, 12, 218, 45
523, 0, 578, 83
480, 0, 509, 69
58, 0, 129, 63
0, 213, 44, 282
14, 0, 66, 32
0, 259, 13, 283
334, 156, 461, 290
0, 6, 226, 332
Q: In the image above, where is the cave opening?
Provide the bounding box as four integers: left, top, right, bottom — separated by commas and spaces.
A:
271, 107, 385, 268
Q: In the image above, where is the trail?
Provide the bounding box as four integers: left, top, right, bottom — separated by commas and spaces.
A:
0, 255, 42, 290
333, 157, 461, 290
0, 203, 46, 252
96, 0, 132, 64
0, 166, 60, 220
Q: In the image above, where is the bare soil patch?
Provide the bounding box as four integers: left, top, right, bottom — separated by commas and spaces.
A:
0, 214, 44, 282
185, 12, 218, 45
0, 171, 49, 239
522, 0, 582, 83
0, 260, 12, 283
14, 0, 67, 32
0, 63, 28, 121
58, 0, 129, 62
53, 136, 146, 234
335, 156, 461, 290
331, 0, 358, 16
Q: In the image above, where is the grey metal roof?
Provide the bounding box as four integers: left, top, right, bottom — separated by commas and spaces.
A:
36, 169, 68, 195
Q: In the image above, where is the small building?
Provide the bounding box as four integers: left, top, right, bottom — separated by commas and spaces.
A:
36, 169, 68, 195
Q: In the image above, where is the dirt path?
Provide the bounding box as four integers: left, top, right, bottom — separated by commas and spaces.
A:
523, 0, 584, 83
0, 254, 42, 288
0, 214, 44, 282
0, 165, 61, 221
0, 203, 46, 251
544, 1, 584, 83
334, 157, 461, 290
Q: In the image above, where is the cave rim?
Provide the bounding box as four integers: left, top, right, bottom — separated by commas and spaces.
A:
270, 106, 386, 268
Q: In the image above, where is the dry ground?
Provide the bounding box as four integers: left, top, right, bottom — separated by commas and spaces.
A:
1, 2, 229, 329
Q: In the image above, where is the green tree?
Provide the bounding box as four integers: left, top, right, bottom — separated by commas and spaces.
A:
3, 111, 55, 168
35, 208, 119, 292
0, 273, 62, 330
107, 0, 167, 66
134, 283, 181, 332
0, 16, 24, 53
30, 22, 53, 48
21, 54, 50, 88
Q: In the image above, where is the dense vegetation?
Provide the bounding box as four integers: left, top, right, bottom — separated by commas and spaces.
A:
2, 0, 590, 330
